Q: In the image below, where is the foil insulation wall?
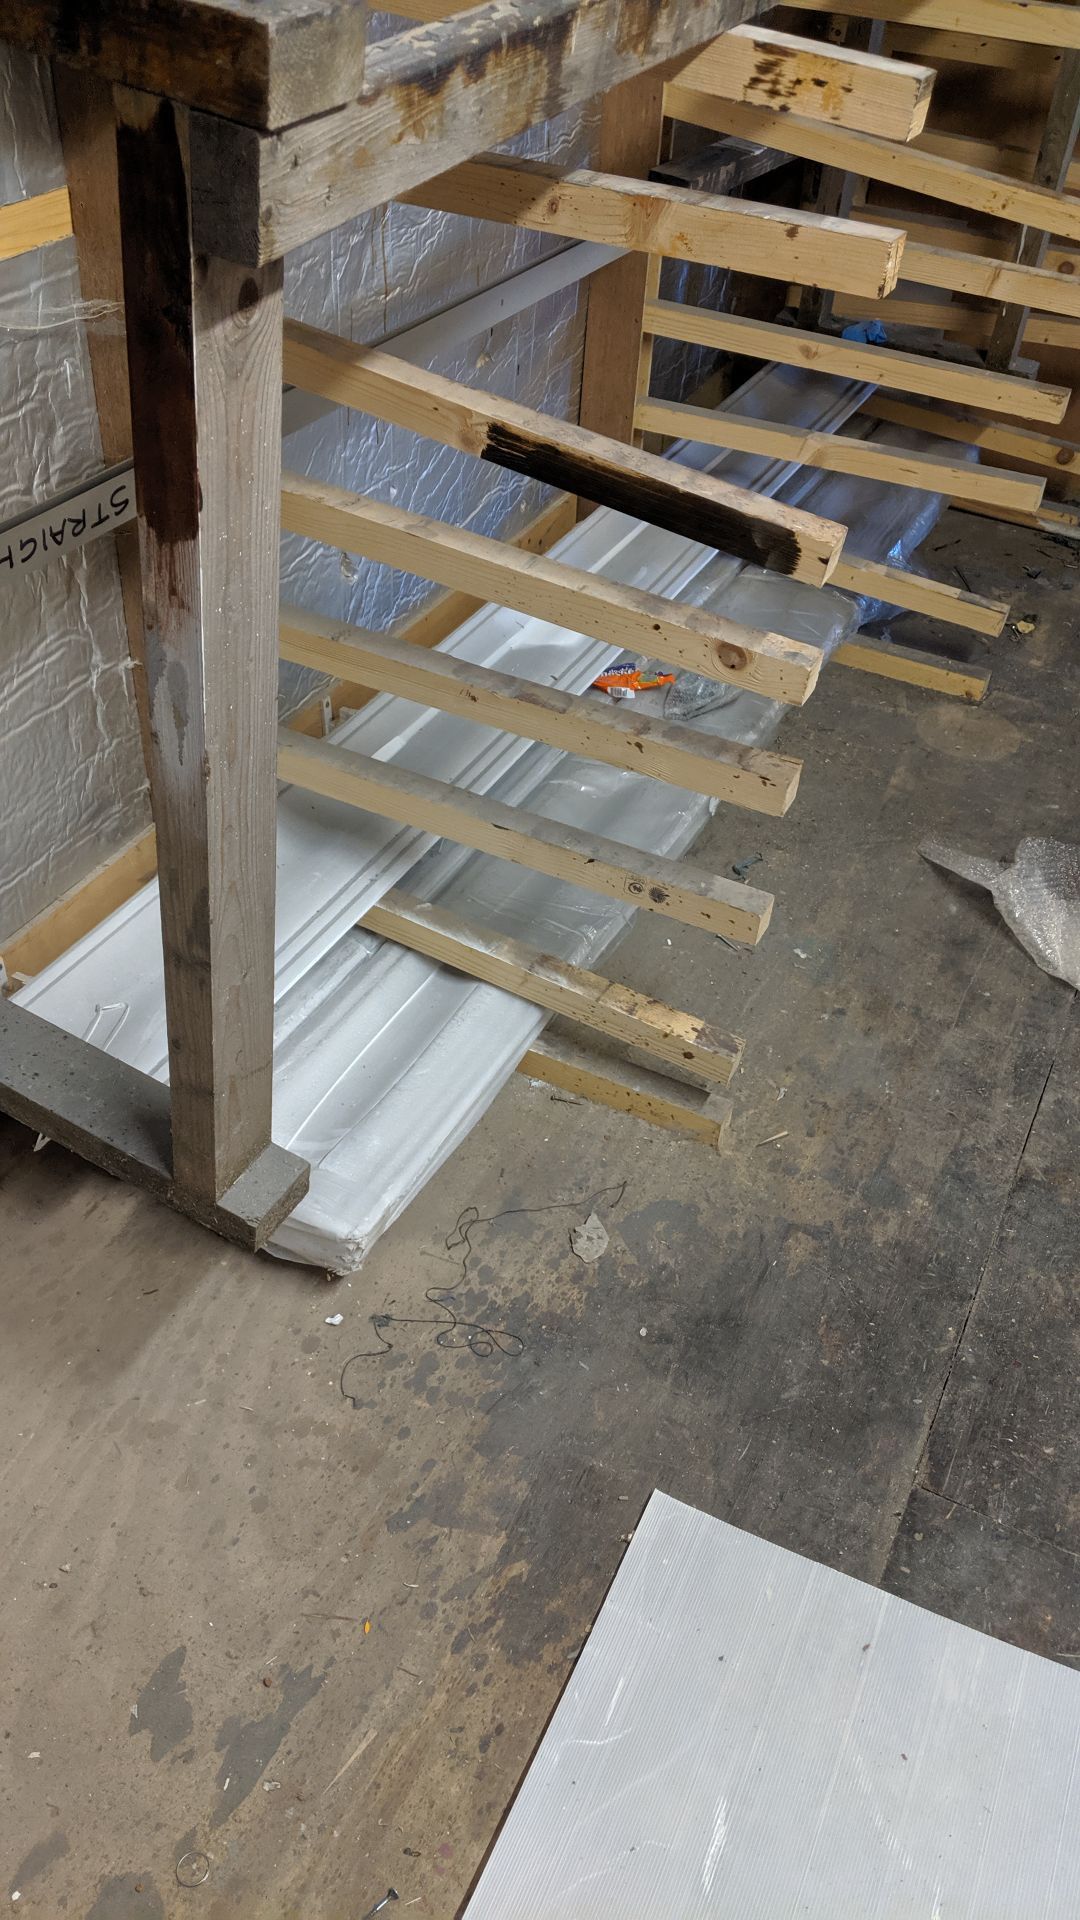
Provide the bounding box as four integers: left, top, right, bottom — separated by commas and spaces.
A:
0, 48, 148, 941
0, 35, 599, 930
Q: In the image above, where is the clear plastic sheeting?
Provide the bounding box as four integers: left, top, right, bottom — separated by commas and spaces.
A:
0, 49, 148, 941
921, 837, 1080, 990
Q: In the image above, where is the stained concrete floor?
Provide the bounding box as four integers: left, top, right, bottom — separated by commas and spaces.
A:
3, 510, 1080, 1917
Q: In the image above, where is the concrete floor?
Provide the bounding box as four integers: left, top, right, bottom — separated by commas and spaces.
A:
3, 510, 1080, 1917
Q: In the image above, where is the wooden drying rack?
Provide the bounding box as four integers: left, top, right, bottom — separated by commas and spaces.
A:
0, 0, 1076, 1248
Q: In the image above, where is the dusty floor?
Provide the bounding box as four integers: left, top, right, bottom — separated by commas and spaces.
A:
3, 510, 1080, 1917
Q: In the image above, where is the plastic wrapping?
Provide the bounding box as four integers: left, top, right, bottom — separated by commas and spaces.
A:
921, 837, 1080, 990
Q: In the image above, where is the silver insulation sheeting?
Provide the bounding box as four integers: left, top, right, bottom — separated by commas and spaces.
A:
464, 1491, 1080, 1918
0, 50, 147, 939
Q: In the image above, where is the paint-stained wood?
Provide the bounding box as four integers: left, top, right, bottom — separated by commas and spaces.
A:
277, 606, 802, 815
358, 890, 745, 1082
188, 0, 778, 263
516, 1031, 734, 1146
640, 299, 1070, 424
117, 90, 285, 1205
400, 155, 905, 298
664, 86, 1080, 243
4, 0, 366, 127
281, 324, 844, 579
280, 474, 828, 701
781, 0, 1080, 51
278, 733, 773, 945
634, 397, 1046, 510
673, 24, 935, 140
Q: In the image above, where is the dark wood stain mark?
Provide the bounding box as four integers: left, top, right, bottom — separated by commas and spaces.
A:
117, 99, 200, 552
481, 424, 801, 574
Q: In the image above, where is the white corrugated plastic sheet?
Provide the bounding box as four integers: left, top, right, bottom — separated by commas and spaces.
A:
464, 1491, 1080, 1918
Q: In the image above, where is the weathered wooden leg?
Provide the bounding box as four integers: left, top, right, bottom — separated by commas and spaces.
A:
114, 89, 305, 1215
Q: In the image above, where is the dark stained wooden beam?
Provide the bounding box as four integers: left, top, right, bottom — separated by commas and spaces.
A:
281, 324, 846, 584
188, 0, 761, 263
3, 0, 365, 128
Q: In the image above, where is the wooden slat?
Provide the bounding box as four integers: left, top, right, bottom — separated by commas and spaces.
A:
781, 0, 1080, 52
640, 296, 1069, 424
117, 91, 284, 1206
830, 555, 1008, 637
400, 155, 904, 299
884, 24, 1062, 70
833, 635, 991, 702
633, 396, 1045, 509
673, 23, 935, 140
188, 0, 765, 263
357, 890, 745, 1083
0, 185, 71, 260
516, 1031, 733, 1146
280, 474, 828, 701
0, 827, 157, 985
987, 51, 1080, 370
860, 393, 1080, 487
278, 732, 772, 945
4, 0, 366, 128
901, 236, 1080, 319
286, 494, 579, 736
281, 322, 844, 576
664, 86, 1080, 243
278, 605, 802, 815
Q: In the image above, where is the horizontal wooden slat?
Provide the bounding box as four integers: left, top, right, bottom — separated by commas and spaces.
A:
664, 86, 1080, 242
188, 0, 764, 263
278, 606, 802, 815
516, 1031, 734, 1145
673, 23, 935, 140
279, 730, 772, 944
833, 635, 991, 702
860, 394, 1080, 486
782, 0, 1080, 52
358, 890, 745, 1083
0, 186, 72, 261
830, 555, 1007, 637
641, 297, 1069, 424
280, 474, 827, 701
399, 154, 904, 298
281, 323, 844, 576
901, 237, 1080, 318
884, 24, 1062, 69
634, 397, 1045, 509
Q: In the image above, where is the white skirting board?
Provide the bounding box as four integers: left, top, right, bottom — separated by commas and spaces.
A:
464, 1491, 1080, 1918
